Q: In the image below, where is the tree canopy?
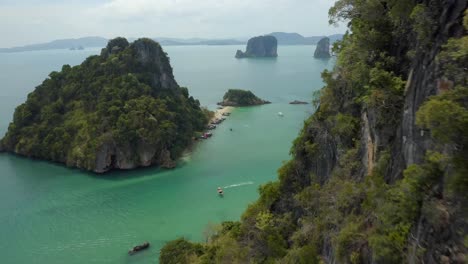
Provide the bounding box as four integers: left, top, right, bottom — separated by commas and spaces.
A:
1, 37, 209, 172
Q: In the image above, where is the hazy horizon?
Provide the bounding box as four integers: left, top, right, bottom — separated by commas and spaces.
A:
1, 0, 346, 48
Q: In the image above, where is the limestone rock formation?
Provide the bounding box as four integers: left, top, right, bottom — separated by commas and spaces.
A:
0, 37, 208, 173
161, 1, 468, 263
289, 100, 308, 104
235, 36, 278, 58
314, 37, 331, 58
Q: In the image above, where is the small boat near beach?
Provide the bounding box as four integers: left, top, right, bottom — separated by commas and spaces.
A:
278, 112, 284, 117
128, 242, 150, 255
211, 119, 222, 125
200, 132, 213, 139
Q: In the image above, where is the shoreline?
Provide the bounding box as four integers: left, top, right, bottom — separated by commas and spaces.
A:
211, 106, 234, 122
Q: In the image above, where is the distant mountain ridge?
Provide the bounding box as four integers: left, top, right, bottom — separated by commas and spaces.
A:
0, 37, 108, 53
268, 32, 343, 45
1, 33, 344, 52
0, 37, 245, 52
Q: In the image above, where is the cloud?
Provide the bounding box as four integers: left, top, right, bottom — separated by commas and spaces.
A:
87, 0, 344, 38
92, 0, 252, 18
0, 0, 347, 47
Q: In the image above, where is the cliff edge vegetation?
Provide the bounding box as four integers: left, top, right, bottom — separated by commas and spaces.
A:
161, 1, 467, 263
0, 37, 210, 173
218, 89, 270, 106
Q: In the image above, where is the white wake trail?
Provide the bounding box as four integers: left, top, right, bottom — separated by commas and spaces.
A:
223, 181, 254, 189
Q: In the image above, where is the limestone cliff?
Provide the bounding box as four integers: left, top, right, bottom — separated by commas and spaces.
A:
161, 1, 468, 263
235, 36, 278, 58
1, 37, 208, 173
313, 37, 331, 58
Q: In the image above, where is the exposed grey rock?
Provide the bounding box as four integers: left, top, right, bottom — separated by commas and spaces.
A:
314, 37, 331, 58
1, 37, 204, 174
132, 38, 179, 89
289, 100, 308, 104
270, 1, 467, 262
235, 36, 278, 58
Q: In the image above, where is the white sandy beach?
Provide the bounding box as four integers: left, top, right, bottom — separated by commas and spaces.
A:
212, 106, 234, 121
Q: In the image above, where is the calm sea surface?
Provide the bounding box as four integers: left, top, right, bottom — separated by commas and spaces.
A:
0, 45, 333, 263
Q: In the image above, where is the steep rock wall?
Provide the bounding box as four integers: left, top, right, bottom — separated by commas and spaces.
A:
235, 36, 278, 58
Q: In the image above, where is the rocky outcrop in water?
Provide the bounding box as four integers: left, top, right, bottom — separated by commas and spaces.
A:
289, 100, 308, 104
235, 36, 278, 58
218, 89, 270, 106
0, 37, 208, 173
313, 37, 330, 58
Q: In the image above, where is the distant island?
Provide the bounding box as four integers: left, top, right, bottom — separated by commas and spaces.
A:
0, 37, 210, 173
0, 37, 107, 53
267, 32, 343, 45
289, 100, 308, 104
153, 38, 245, 46
218, 89, 270, 106
69, 45, 84, 51
0, 37, 244, 53
235, 36, 278, 58
0, 33, 344, 53
314, 37, 331, 58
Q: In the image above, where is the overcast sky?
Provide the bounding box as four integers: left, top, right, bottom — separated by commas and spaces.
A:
1, 0, 347, 48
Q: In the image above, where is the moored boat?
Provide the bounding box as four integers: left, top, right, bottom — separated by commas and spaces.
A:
128, 242, 150, 255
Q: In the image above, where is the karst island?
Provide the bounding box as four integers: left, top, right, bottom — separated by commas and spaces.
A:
0, 37, 211, 173
235, 36, 278, 58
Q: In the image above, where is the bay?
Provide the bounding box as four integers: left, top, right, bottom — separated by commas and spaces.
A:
0, 45, 333, 263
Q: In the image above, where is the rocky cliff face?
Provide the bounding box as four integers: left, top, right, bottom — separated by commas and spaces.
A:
390, 2, 467, 262
92, 39, 184, 172
235, 36, 278, 58
294, 1, 468, 263
1, 38, 207, 173
160, 1, 468, 263
314, 37, 331, 58
300, 2, 468, 262
132, 40, 179, 90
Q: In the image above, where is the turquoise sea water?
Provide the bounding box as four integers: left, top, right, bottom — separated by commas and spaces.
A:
0, 45, 333, 263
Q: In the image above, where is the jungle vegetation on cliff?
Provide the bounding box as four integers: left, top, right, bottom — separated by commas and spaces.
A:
1, 38, 209, 173
161, 1, 467, 263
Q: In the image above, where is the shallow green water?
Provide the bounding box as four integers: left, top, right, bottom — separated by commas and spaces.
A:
0, 45, 333, 263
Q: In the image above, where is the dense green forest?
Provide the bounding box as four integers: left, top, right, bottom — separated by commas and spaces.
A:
0, 38, 210, 173
219, 89, 270, 106
161, 1, 467, 263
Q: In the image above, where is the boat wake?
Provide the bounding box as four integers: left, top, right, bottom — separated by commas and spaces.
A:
223, 181, 254, 189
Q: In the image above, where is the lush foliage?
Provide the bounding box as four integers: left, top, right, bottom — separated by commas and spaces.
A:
161, 3, 467, 264
159, 238, 205, 264
1, 38, 209, 172
221, 89, 268, 106
416, 17, 468, 194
